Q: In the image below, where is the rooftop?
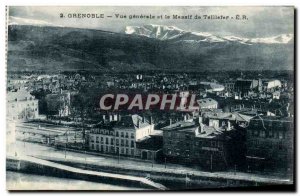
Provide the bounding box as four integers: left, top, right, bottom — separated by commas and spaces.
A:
197, 98, 218, 108
162, 120, 197, 133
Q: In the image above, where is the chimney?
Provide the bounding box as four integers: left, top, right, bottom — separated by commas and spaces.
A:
169, 118, 172, 125
198, 116, 203, 124
150, 116, 153, 125
184, 114, 187, 122
142, 115, 145, 123
199, 122, 205, 133
227, 121, 231, 131
137, 119, 140, 128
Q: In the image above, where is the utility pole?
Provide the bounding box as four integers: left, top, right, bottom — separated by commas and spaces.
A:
118, 149, 120, 164
234, 164, 237, 175
65, 130, 68, 159
84, 149, 87, 168
152, 153, 154, 168
210, 153, 213, 172
65, 143, 67, 159
185, 173, 189, 189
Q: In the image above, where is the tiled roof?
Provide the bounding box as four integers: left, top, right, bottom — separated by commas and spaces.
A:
115, 114, 151, 129
197, 98, 218, 108
196, 125, 224, 139
161, 121, 197, 133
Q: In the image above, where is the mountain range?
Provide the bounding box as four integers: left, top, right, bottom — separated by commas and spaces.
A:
7, 22, 294, 72
125, 24, 294, 45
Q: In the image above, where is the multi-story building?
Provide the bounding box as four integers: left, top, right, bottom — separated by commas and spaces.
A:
88, 114, 154, 157
234, 79, 262, 98
162, 118, 233, 171
246, 115, 293, 174
7, 89, 39, 121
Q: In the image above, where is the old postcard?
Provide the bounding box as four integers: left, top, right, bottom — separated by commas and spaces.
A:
6, 6, 295, 191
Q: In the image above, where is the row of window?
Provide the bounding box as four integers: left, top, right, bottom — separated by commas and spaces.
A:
90, 144, 135, 156
249, 140, 286, 150
251, 129, 286, 139
90, 130, 135, 139
10, 102, 38, 108
90, 136, 135, 148
165, 140, 222, 148
165, 132, 192, 139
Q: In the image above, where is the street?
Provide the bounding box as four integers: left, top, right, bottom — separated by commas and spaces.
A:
12, 140, 293, 185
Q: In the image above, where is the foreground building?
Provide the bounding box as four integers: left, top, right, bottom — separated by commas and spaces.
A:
246, 115, 293, 174
88, 114, 155, 157
7, 89, 39, 121
162, 118, 234, 171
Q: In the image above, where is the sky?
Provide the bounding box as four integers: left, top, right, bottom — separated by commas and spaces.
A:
8, 6, 294, 38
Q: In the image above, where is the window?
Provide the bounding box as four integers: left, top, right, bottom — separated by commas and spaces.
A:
90, 136, 94, 142
268, 131, 273, 138
121, 132, 124, 137
116, 139, 119, 146
131, 149, 135, 156
211, 141, 216, 147
131, 133, 134, 139
91, 144, 94, 149
96, 136, 99, 143
121, 139, 124, 146
111, 138, 114, 145
125, 140, 129, 147
185, 134, 191, 140
116, 131, 119, 137
253, 130, 259, 136
131, 141, 134, 148
260, 130, 266, 138
125, 132, 129, 138
218, 141, 222, 148
101, 137, 103, 142
106, 138, 109, 144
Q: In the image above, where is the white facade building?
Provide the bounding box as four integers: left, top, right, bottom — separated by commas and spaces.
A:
89, 114, 154, 157
7, 89, 39, 121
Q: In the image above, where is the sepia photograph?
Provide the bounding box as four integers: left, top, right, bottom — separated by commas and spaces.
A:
5, 6, 295, 191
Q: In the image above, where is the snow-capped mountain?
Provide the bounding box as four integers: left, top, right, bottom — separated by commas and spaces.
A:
125, 24, 293, 45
